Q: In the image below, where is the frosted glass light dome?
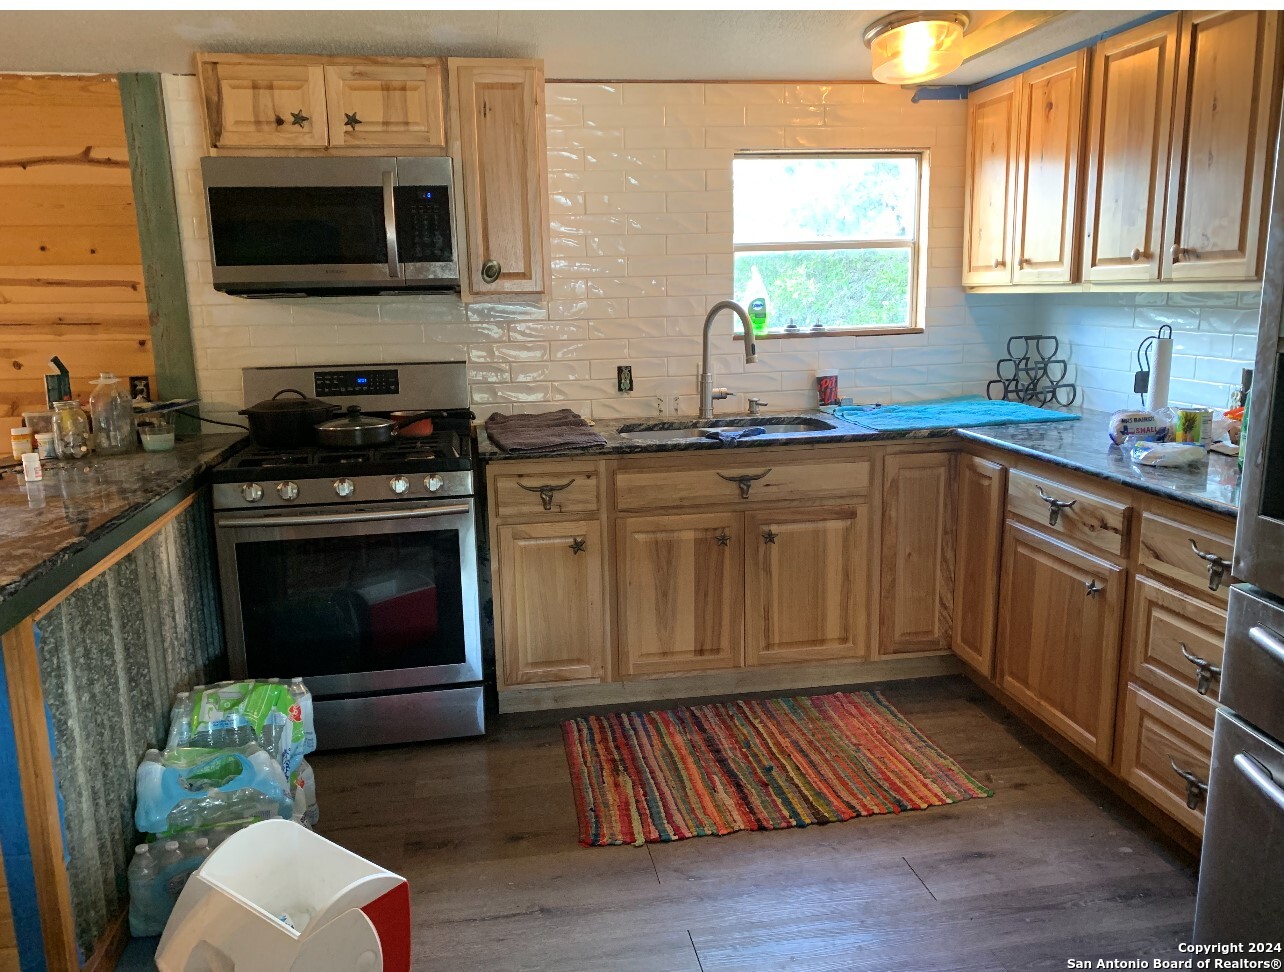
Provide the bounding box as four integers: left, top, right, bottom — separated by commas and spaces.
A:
864, 12, 970, 85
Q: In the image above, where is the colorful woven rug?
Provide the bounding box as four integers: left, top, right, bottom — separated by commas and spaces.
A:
562, 691, 992, 846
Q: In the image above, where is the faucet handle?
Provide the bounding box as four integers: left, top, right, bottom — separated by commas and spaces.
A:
712, 387, 734, 401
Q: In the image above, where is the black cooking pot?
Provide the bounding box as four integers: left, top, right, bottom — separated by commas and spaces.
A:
314, 406, 434, 448
240, 389, 338, 448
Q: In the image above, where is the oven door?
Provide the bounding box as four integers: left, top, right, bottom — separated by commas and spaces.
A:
202, 155, 400, 293
215, 499, 482, 697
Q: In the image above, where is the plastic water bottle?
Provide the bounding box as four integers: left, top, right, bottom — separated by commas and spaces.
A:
127, 844, 162, 936
168, 692, 193, 748
290, 677, 317, 754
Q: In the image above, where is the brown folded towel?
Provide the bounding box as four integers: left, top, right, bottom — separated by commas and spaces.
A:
484, 409, 607, 453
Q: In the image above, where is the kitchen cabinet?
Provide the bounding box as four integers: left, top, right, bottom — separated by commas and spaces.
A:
617, 513, 744, 676
962, 78, 1019, 286
1081, 15, 1180, 284
450, 58, 549, 298
324, 61, 446, 150
198, 58, 330, 149
1010, 50, 1088, 285
1162, 10, 1281, 282
952, 455, 1005, 676
496, 520, 606, 686
198, 54, 449, 152
1126, 575, 1226, 722
1119, 685, 1213, 835
744, 506, 871, 666
996, 522, 1125, 764
879, 452, 955, 656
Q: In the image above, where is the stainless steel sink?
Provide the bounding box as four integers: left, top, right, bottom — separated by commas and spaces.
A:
617, 416, 839, 442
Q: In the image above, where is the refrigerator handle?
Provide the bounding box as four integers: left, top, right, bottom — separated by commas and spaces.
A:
1248, 624, 1284, 668
1233, 753, 1284, 814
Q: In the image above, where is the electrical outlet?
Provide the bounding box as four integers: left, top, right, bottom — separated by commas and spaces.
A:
617, 365, 633, 393
672, 395, 681, 416
656, 396, 665, 416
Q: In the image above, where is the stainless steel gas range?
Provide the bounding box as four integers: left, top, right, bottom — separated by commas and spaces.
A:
212, 361, 484, 748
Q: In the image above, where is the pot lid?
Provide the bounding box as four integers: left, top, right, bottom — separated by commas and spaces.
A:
241, 389, 334, 414
316, 405, 394, 431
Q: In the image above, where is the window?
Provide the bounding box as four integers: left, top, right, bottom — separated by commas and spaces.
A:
732, 153, 926, 336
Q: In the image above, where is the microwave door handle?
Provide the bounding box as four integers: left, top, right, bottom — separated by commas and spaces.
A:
383, 169, 400, 279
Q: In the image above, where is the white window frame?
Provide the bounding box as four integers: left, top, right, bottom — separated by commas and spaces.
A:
732, 150, 929, 338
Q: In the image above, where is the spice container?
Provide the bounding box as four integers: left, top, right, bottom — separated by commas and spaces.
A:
34, 432, 57, 460
53, 400, 92, 460
21, 452, 42, 482
10, 426, 33, 460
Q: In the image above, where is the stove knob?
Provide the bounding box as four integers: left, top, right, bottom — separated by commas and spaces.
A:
425, 474, 444, 493
333, 477, 355, 498
389, 475, 410, 495
276, 481, 299, 502
241, 483, 264, 503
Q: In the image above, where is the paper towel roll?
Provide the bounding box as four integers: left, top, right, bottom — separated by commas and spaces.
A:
1148, 337, 1173, 410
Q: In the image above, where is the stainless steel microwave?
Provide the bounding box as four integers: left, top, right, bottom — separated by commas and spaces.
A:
201, 156, 459, 297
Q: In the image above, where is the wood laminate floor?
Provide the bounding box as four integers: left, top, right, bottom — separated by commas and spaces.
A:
310, 676, 1198, 972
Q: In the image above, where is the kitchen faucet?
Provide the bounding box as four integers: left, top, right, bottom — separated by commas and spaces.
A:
699, 300, 757, 420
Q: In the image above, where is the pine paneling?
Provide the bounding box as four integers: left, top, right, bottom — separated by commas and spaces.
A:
0, 74, 154, 433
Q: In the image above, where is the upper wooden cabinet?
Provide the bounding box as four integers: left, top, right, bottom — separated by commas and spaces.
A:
197, 54, 447, 152
449, 58, 549, 297
324, 62, 446, 150
962, 78, 1019, 286
1011, 50, 1088, 285
1162, 10, 1281, 282
1082, 15, 1180, 284
199, 59, 330, 149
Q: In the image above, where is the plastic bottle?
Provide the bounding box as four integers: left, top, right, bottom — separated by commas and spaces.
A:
289, 678, 317, 755
1239, 385, 1252, 472
88, 372, 136, 455
127, 844, 162, 937
742, 266, 769, 335
168, 692, 193, 748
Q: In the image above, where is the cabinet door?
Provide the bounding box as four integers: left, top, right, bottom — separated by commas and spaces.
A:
325, 61, 447, 149
879, 453, 955, 656
1011, 50, 1087, 285
496, 520, 606, 686
996, 523, 1126, 764
617, 513, 743, 676
952, 456, 1006, 677
1162, 11, 1280, 282
1082, 15, 1180, 283
201, 60, 329, 148
450, 58, 548, 296
962, 78, 1019, 285
745, 506, 870, 666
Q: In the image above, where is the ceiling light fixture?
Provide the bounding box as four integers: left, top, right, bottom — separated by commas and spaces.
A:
863, 11, 971, 86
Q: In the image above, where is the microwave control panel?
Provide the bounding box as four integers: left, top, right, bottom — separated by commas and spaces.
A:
395, 185, 454, 264
314, 369, 400, 397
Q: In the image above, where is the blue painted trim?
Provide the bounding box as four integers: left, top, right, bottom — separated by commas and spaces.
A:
968, 11, 1176, 92
0, 625, 48, 972
910, 85, 969, 102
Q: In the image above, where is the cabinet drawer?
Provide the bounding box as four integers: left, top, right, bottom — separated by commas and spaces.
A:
1128, 576, 1226, 722
1119, 686, 1212, 836
1006, 469, 1129, 556
491, 467, 600, 518
1138, 512, 1235, 602
615, 458, 871, 513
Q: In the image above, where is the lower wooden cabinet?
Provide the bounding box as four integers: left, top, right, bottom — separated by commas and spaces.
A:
617, 513, 743, 676
496, 520, 606, 686
996, 522, 1125, 764
952, 455, 1005, 676
745, 506, 870, 666
879, 452, 956, 655
1119, 685, 1213, 835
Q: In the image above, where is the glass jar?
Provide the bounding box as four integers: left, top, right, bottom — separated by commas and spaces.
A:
89, 372, 136, 455
52, 401, 91, 460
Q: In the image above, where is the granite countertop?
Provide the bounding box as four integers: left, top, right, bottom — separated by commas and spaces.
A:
0, 434, 246, 619
477, 408, 1241, 517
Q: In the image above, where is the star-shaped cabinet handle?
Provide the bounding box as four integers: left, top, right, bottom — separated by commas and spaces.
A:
715, 531, 731, 546
761, 529, 778, 545
290, 109, 310, 128
569, 537, 587, 555
345, 112, 363, 130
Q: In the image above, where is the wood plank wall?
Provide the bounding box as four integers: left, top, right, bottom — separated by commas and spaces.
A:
0, 74, 156, 434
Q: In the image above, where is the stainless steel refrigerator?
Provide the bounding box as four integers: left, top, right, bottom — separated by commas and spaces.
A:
1192, 127, 1284, 941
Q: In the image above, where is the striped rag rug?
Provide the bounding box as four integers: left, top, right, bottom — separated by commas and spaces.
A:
562, 691, 992, 846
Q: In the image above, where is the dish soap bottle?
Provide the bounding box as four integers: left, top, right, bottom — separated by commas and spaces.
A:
743, 266, 769, 335
89, 372, 137, 455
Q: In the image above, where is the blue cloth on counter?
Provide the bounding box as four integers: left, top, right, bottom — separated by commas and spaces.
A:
833, 396, 1080, 432
704, 426, 766, 441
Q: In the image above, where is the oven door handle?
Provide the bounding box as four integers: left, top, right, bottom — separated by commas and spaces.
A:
217, 504, 469, 529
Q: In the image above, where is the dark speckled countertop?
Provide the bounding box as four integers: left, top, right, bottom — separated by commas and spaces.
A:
0, 434, 246, 621
478, 408, 1240, 518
